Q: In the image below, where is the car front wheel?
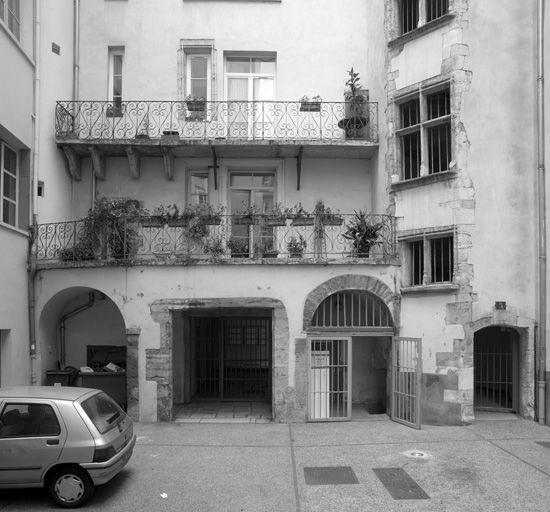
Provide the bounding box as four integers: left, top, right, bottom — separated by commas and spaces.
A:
47, 466, 94, 508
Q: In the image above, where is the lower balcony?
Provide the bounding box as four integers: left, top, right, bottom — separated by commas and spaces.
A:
31, 213, 397, 268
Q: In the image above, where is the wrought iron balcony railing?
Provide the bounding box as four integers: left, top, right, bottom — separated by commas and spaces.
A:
55, 100, 378, 143
31, 213, 396, 264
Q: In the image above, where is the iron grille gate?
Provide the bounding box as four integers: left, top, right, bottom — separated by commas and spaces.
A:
474, 334, 517, 411
193, 317, 271, 401
391, 337, 421, 429
308, 337, 351, 421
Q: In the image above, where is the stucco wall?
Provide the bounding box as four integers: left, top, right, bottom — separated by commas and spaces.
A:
34, 264, 398, 421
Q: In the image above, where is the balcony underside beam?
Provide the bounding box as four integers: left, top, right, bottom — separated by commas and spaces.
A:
61, 146, 81, 181
125, 147, 141, 179
88, 146, 105, 180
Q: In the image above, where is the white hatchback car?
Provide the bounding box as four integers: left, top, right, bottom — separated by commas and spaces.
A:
0, 386, 136, 508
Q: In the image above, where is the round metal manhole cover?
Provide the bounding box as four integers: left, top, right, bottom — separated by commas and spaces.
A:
403, 449, 432, 460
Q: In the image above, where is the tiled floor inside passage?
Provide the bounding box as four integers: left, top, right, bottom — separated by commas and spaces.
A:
173, 401, 272, 423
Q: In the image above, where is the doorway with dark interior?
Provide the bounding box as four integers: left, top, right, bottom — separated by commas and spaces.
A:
173, 309, 272, 421
474, 326, 519, 413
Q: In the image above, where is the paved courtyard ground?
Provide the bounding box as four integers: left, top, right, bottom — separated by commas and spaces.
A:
1, 414, 550, 511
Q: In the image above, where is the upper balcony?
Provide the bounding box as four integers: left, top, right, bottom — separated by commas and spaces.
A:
55, 100, 379, 168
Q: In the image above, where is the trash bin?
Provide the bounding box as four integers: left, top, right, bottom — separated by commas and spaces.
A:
45, 369, 75, 386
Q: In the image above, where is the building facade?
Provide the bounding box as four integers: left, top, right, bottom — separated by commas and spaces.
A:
3, 0, 549, 427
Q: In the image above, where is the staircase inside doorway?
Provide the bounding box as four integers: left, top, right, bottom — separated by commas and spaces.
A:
174, 401, 272, 423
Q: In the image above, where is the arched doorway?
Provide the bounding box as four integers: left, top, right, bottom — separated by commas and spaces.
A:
307, 289, 394, 421
37, 288, 128, 409
474, 326, 519, 413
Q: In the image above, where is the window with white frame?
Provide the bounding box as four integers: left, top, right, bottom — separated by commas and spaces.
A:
0, 0, 20, 40
1, 141, 18, 227
107, 47, 124, 116
225, 55, 276, 102
188, 171, 210, 205
187, 54, 210, 101
400, 0, 449, 35
396, 84, 451, 180
405, 233, 454, 286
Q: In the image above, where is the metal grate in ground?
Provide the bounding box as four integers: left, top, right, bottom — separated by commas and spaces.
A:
373, 467, 430, 500
303, 466, 359, 485
173, 401, 272, 423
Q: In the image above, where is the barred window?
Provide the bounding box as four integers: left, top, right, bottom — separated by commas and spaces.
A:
400, 0, 449, 35
396, 85, 452, 180
404, 234, 454, 286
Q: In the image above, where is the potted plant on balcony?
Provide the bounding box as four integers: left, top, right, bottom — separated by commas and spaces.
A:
299, 95, 323, 112
287, 234, 307, 258
233, 203, 260, 225
203, 235, 226, 261
286, 203, 314, 226
185, 94, 207, 113
254, 239, 279, 259
264, 203, 288, 226
338, 68, 369, 139
227, 237, 250, 258
342, 210, 383, 257
187, 203, 224, 225
314, 200, 343, 226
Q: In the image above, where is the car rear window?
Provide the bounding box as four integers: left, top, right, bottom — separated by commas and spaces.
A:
81, 392, 124, 434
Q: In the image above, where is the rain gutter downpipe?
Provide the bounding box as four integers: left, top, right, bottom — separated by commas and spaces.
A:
59, 292, 95, 368
28, 0, 40, 366
537, 0, 547, 425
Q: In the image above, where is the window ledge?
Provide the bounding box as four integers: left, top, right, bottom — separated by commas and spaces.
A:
388, 13, 456, 49
391, 170, 457, 191
401, 283, 459, 295
0, 222, 29, 238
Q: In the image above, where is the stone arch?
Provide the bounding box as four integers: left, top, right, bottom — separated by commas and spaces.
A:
303, 274, 399, 331
467, 311, 535, 420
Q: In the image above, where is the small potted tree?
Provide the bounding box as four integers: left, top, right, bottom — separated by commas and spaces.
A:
339, 68, 369, 139
286, 234, 307, 258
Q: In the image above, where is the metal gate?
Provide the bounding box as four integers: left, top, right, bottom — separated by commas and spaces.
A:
391, 337, 421, 429
308, 337, 351, 421
474, 329, 517, 411
193, 317, 271, 401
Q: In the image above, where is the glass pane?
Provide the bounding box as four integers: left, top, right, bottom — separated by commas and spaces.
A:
0, 0, 5, 21
81, 392, 124, 435
227, 57, 250, 73
230, 173, 274, 188
3, 146, 17, 175
191, 79, 207, 99
190, 56, 208, 79
113, 76, 122, 98
251, 58, 275, 74
8, 0, 18, 16
113, 54, 123, 75
2, 199, 16, 226
190, 174, 208, 204
227, 78, 248, 101
253, 78, 274, 101
252, 191, 274, 213
3, 174, 16, 200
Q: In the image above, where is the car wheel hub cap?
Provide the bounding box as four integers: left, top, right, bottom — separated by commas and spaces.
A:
56, 475, 84, 502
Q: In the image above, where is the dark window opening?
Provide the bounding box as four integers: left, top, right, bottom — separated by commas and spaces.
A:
401, 99, 420, 128
400, 0, 419, 34
402, 131, 421, 180
427, 123, 451, 173
430, 236, 453, 282
410, 240, 424, 285
427, 0, 449, 23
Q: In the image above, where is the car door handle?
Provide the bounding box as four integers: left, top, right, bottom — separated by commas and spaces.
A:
46, 439, 59, 445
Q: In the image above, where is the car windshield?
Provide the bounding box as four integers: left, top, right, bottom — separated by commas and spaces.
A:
81, 392, 124, 434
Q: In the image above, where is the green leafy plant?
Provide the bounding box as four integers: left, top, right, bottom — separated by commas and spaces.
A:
314, 200, 343, 225
227, 237, 250, 258
342, 210, 383, 257
345, 67, 362, 98
286, 234, 307, 258
203, 235, 226, 259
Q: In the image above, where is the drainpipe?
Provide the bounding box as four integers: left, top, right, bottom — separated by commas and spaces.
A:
536, 0, 546, 425
28, 0, 41, 370
59, 292, 96, 368
73, 0, 80, 102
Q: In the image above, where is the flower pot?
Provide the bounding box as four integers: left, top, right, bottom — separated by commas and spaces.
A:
264, 216, 287, 227
300, 102, 321, 112
290, 215, 315, 226
233, 215, 258, 225
140, 217, 164, 228
166, 218, 190, 227
322, 215, 344, 226
186, 100, 206, 112
197, 215, 222, 226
